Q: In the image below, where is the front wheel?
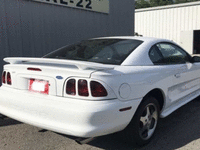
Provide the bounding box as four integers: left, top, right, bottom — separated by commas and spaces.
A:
123, 96, 160, 146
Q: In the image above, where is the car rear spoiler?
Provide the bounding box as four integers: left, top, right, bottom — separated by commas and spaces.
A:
4, 57, 115, 70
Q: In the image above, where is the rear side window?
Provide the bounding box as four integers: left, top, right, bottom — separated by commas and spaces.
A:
149, 46, 163, 65
44, 39, 143, 65
149, 43, 191, 65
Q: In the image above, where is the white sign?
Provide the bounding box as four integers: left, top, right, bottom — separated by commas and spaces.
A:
33, 0, 109, 14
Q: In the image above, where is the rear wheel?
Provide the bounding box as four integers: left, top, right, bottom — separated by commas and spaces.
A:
124, 96, 160, 146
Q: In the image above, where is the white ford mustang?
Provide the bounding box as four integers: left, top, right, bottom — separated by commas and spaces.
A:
1, 36, 200, 146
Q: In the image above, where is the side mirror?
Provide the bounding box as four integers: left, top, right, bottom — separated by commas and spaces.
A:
191, 56, 200, 63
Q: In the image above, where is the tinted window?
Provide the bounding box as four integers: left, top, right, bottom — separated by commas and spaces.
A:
149, 46, 163, 65
149, 43, 190, 65
43, 39, 143, 65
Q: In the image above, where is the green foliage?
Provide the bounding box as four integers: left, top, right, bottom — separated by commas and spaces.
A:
174, 0, 200, 4
149, 0, 173, 7
136, 0, 151, 9
135, 0, 200, 9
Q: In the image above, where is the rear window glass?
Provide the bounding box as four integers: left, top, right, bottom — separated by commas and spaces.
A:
43, 39, 143, 65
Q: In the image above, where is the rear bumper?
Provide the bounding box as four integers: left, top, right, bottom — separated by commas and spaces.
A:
0, 87, 141, 137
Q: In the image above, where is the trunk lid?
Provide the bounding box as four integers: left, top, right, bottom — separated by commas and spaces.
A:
3, 57, 115, 96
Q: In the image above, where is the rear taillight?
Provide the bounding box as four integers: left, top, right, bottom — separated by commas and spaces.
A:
66, 79, 76, 95
66, 79, 108, 97
7, 72, 12, 85
90, 81, 108, 97
2, 71, 12, 85
2, 71, 6, 84
78, 79, 89, 96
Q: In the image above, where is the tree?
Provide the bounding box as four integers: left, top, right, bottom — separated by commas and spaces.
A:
135, 0, 151, 9
135, 0, 200, 9
149, 0, 173, 7
174, 0, 200, 4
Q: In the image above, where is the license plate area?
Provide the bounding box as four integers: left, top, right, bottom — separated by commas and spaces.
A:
29, 79, 49, 94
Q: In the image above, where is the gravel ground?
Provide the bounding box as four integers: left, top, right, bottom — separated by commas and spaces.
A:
1, 97, 200, 150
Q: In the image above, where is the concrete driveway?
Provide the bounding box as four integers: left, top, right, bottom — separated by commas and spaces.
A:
1, 97, 200, 150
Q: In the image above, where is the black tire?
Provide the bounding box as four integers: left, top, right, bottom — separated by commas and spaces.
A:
123, 96, 160, 146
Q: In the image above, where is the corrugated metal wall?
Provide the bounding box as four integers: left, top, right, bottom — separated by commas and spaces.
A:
135, 2, 200, 45
0, 0, 135, 78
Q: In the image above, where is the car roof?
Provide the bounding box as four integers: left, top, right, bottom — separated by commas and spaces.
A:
97, 36, 177, 66
92, 36, 181, 66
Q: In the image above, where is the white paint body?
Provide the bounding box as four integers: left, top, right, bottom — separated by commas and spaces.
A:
135, 1, 200, 54
0, 36, 200, 138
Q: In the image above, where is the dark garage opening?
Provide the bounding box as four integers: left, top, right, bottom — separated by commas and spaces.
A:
193, 30, 200, 54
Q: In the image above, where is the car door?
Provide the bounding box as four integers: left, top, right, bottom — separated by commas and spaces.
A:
155, 43, 200, 104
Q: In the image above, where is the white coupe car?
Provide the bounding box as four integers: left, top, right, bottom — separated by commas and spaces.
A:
0, 36, 200, 146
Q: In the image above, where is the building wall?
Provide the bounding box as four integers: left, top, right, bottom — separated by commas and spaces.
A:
0, 0, 135, 77
135, 1, 200, 53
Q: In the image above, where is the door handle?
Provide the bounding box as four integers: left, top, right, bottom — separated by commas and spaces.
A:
174, 74, 181, 78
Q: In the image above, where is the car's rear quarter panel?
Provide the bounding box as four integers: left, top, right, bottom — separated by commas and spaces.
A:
91, 66, 170, 102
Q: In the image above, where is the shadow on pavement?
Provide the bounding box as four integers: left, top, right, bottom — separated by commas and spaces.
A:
0, 116, 22, 127
84, 97, 200, 150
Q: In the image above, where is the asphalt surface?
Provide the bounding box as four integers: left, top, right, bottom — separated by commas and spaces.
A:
1, 97, 200, 150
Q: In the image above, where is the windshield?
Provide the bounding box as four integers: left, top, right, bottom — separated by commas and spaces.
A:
43, 39, 143, 65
